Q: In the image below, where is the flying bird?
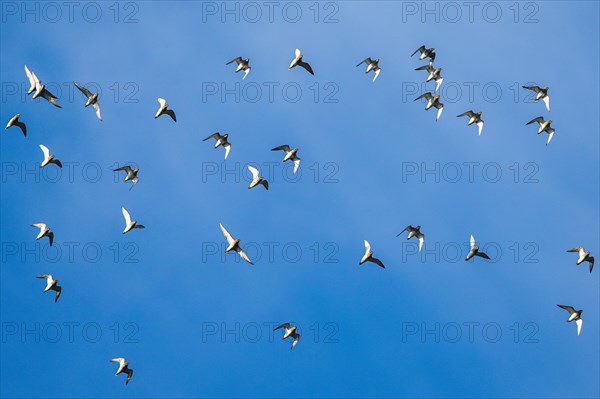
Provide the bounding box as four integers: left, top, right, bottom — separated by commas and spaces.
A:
24, 65, 36, 95
274, 323, 300, 349
226, 57, 251, 79
219, 223, 253, 265
457, 111, 484, 136
36, 274, 61, 302
356, 58, 381, 82
114, 165, 139, 191
397, 225, 424, 252
415, 62, 443, 92
523, 85, 550, 112
557, 305, 583, 336
465, 235, 490, 261
288, 48, 314, 75
154, 98, 176, 121
121, 207, 145, 234
359, 240, 385, 268
247, 165, 269, 190
411, 45, 436, 63
74, 82, 102, 121
414, 92, 444, 121
203, 132, 231, 160
26, 67, 61, 108
567, 247, 595, 273
5, 114, 26, 136
111, 358, 133, 385
271, 145, 301, 174
31, 223, 54, 246
526, 116, 555, 145
39, 144, 62, 168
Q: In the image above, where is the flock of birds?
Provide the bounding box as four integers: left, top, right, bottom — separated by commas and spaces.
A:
4, 44, 595, 385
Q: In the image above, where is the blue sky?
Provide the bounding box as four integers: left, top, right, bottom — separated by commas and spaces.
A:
1, 1, 599, 398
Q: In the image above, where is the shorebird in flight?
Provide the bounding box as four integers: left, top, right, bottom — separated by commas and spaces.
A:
523, 85, 550, 112
271, 145, 301, 174
25, 66, 61, 108
415, 62, 443, 92
39, 144, 62, 168
219, 223, 253, 265
121, 207, 145, 234
274, 323, 300, 349
5, 114, 26, 136
567, 247, 595, 273
356, 58, 381, 82
247, 165, 269, 190
154, 98, 176, 122
457, 111, 484, 136
359, 240, 385, 268
74, 82, 102, 121
226, 57, 251, 79
526, 116, 555, 145
203, 132, 231, 160
288, 48, 314, 75
415, 92, 444, 121
397, 225, 424, 252
411, 45, 436, 63
31, 223, 54, 246
36, 274, 61, 302
557, 305, 583, 336
465, 235, 490, 261
111, 358, 133, 385
114, 165, 139, 191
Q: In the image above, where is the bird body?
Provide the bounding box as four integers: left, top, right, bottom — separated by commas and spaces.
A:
274, 323, 301, 349
288, 48, 314, 75
272, 145, 301, 174
36, 274, 61, 302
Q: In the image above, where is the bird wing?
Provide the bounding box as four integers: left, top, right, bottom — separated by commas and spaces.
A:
523, 85, 541, 93
272, 145, 291, 152
411, 45, 426, 56
274, 323, 290, 331
247, 165, 260, 181
295, 48, 302, 58
476, 251, 491, 259
298, 61, 314, 75
292, 157, 301, 174
219, 224, 235, 245
73, 82, 93, 99
226, 57, 243, 65
567, 247, 582, 253
122, 207, 132, 225
243, 68, 250, 80
370, 257, 385, 268
203, 132, 221, 141
415, 64, 433, 72
435, 105, 444, 121
476, 121, 484, 136
236, 247, 253, 265
114, 166, 133, 173
576, 319, 583, 336
372, 69, 380, 82
93, 102, 102, 121
164, 109, 177, 122
557, 304, 576, 314
587, 257, 594, 273
526, 116, 544, 125
356, 58, 371, 67
414, 92, 432, 101
546, 129, 554, 145
223, 143, 231, 160
470, 235, 475, 249
457, 111, 474, 118
32, 223, 46, 230
542, 95, 550, 112
417, 234, 424, 251
24, 65, 36, 92
157, 98, 167, 107
39, 144, 50, 159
